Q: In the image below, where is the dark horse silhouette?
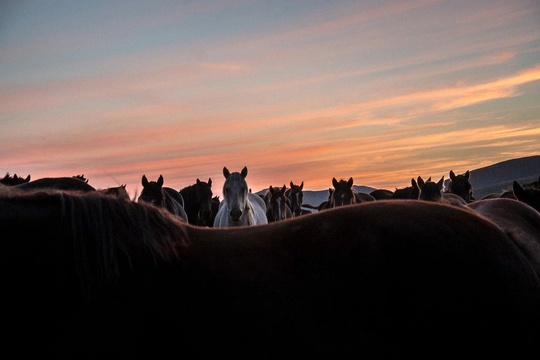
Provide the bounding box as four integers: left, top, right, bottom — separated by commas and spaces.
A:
369, 188, 394, 200
179, 178, 214, 227
14, 176, 96, 192
96, 184, 131, 201
416, 176, 444, 201
447, 170, 474, 203
0, 172, 31, 185
319, 177, 375, 209
391, 178, 420, 200
513, 178, 540, 212
138, 175, 188, 222
467, 198, 540, 278
1, 189, 539, 359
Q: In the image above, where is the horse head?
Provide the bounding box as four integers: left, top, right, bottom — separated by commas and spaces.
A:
330, 177, 355, 207
222, 166, 249, 222
139, 175, 165, 207
98, 184, 130, 201
288, 181, 304, 216
513, 179, 540, 212
417, 175, 444, 201
448, 170, 474, 203
265, 185, 291, 222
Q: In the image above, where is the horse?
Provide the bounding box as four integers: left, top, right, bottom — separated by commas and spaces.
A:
1, 189, 539, 359
213, 166, 267, 227
416, 176, 444, 202
391, 178, 420, 200
446, 170, 474, 203
210, 195, 220, 225
286, 181, 310, 216
138, 175, 188, 222
369, 189, 394, 200
0, 172, 31, 186
328, 177, 375, 208
264, 185, 293, 222
179, 178, 214, 227
73, 174, 89, 183
479, 177, 540, 208
513, 178, 540, 212
315, 188, 334, 210
96, 184, 131, 201
14, 176, 96, 192
416, 175, 468, 207
467, 198, 540, 277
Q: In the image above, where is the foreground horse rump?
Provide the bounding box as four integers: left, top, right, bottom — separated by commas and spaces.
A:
1, 190, 539, 359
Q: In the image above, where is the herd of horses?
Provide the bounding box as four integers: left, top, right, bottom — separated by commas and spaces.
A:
1, 168, 540, 358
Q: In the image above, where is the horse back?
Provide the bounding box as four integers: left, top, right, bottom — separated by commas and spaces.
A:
467, 198, 540, 277
186, 201, 540, 358
2, 194, 540, 358
15, 177, 96, 192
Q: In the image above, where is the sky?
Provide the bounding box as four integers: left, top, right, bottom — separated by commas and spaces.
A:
2, 0, 540, 199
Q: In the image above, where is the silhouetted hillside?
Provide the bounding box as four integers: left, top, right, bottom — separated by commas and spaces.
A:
464, 155, 540, 199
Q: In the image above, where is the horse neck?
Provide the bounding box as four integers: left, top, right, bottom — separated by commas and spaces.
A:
180, 187, 197, 212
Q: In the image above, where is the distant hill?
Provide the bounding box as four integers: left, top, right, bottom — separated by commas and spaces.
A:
300, 155, 539, 207
462, 155, 540, 199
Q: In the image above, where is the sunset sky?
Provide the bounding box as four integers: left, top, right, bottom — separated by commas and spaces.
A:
2, 0, 539, 199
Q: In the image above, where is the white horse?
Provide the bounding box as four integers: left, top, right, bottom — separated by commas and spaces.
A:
213, 166, 268, 227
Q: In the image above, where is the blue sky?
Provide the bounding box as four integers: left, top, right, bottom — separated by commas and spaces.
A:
2, 0, 539, 197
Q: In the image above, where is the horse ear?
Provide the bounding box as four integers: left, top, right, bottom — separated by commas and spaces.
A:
157, 175, 164, 187
223, 167, 230, 178
241, 166, 248, 178
332, 178, 339, 188
142, 175, 148, 187
208, 178, 212, 187
290, 181, 294, 188
465, 170, 470, 179
25, 175, 31, 182
513, 180, 525, 200
269, 185, 274, 193
347, 177, 353, 188
300, 181, 304, 189
196, 178, 201, 185
411, 178, 417, 188
449, 170, 456, 180
281, 185, 287, 193
437, 176, 444, 189
417, 176, 424, 187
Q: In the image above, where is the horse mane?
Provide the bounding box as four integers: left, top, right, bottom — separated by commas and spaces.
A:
17, 190, 190, 303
